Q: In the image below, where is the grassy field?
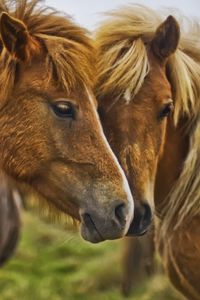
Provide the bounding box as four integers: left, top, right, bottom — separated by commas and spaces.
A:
0, 212, 184, 300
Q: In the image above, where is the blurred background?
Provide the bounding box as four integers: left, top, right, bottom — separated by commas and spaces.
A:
0, 1, 199, 300
46, 0, 200, 29
0, 209, 184, 300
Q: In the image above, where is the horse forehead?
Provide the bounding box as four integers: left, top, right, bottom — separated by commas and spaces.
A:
15, 59, 47, 86
15, 59, 96, 101
145, 67, 171, 99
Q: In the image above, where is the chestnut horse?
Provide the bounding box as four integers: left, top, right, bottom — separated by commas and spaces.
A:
95, 5, 200, 300
0, 0, 141, 245
0, 174, 21, 266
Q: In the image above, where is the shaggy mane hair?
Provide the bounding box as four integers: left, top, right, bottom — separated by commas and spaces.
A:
95, 5, 200, 234
0, 0, 95, 101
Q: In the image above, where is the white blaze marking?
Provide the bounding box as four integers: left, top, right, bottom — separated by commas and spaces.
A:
124, 88, 131, 103
86, 88, 134, 233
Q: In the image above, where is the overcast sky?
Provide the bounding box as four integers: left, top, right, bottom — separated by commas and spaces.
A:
46, 0, 200, 29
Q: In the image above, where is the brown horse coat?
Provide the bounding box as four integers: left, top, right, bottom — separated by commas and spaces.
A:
95, 5, 200, 299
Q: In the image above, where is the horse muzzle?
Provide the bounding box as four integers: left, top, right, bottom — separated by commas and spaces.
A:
79, 198, 133, 243
126, 202, 152, 236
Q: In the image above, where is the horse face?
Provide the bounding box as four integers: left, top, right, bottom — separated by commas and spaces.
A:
97, 16, 180, 236
0, 12, 134, 243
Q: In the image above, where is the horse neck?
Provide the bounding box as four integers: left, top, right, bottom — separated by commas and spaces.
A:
154, 117, 189, 217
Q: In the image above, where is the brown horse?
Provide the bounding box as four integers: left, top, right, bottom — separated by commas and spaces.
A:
95, 5, 200, 299
0, 174, 21, 266
0, 0, 146, 245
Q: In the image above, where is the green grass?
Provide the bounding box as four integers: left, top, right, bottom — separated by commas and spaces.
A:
0, 212, 184, 300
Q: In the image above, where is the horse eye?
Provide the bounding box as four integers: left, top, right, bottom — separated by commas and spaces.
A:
158, 102, 174, 120
52, 101, 75, 119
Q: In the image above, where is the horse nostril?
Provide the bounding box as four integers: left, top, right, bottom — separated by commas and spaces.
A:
126, 202, 152, 237
141, 203, 152, 228
115, 203, 126, 223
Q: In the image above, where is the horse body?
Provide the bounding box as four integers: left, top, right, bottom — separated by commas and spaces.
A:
0, 0, 137, 244
95, 5, 200, 299
157, 217, 200, 300
156, 119, 200, 300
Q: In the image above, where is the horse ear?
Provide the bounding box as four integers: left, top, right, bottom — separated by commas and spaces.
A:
0, 12, 35, 61
151, 16, 180, 61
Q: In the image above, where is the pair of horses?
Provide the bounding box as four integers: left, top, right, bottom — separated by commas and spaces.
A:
0, 1, 199, 299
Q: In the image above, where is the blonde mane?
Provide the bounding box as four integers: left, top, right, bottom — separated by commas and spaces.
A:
95, 5, 200, 233
0, 0, 95, 102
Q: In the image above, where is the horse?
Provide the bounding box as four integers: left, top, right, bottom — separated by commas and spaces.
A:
0, 0, 149, 246
0, 174, 21, 266
95, 5, 200, 299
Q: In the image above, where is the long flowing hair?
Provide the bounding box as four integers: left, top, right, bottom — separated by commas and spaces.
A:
95, 5, 200, 234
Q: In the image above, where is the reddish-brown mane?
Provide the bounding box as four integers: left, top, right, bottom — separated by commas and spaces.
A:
0, 0, 95, 102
